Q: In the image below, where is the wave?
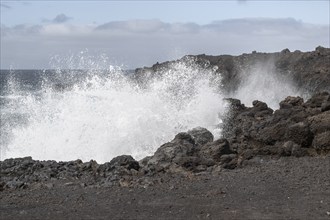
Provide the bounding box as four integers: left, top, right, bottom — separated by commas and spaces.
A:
0, 57, 226, 163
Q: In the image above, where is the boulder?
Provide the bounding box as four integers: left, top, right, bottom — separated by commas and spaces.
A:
147, 132, 196, 169
200, 139, 234, 162
251, 100, 274, 117
187, 127, 214, 146
109, 155, 140, 171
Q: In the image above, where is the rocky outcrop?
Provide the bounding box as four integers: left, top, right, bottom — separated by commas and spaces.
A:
134, 47, 330, 94
2, 92, 329, 191
143, 127, 234, 173
1, 92, 329, 191
0, 155, 141, 190
222, 91, 330, 158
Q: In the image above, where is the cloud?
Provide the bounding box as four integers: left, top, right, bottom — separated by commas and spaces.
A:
95, 20, 201, 34
1, 18, 329, 69
53, 13, 72, 23
204, 18, 304, 35
0, 3, 11, 9
237, 0, 247, 4
96, 19, 167, 33
43, 13, 73, 23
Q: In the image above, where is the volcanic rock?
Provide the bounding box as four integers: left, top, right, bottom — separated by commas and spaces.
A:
134, 47, 330, 94
1, 93, 330, 191
187, 127, 214, 146
312, 131, 330, 150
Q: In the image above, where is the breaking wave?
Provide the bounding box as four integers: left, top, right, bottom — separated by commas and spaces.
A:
0, 53, 302, 163
0, 55, 226, 162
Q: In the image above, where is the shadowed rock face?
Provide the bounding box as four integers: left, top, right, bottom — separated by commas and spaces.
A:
1, 92, 329, 191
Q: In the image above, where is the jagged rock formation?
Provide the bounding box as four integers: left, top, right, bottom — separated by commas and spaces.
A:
1, 92, 329, 191
222, 92, 330, 157
134, 46, 330, 94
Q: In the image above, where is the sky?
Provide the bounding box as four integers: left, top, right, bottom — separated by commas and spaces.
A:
0, 0, 329, 69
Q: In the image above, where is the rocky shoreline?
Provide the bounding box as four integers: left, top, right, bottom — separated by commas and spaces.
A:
1, 48, 330, 219
135, 46, 330, 95
1, 91, 329, 191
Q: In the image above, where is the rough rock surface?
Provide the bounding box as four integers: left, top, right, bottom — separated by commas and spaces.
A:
134, 46, 330, 94
222, 91, 330, 158
1, 93, 329, 192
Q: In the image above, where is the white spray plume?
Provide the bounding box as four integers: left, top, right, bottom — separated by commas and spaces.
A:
1, 55, 226, 163
231, 60, 301, 109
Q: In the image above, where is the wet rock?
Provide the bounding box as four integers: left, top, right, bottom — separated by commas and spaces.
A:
224, 98, 246, 112
187, 127, 214, 146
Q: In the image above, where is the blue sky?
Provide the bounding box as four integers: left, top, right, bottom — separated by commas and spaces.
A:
1, 0, 329, 69
1, 1, 329, 25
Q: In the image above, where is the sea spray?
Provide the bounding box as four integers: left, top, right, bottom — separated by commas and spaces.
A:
0, 54, 303, 163
231, 59, 301, 109
0, 56, 227, 162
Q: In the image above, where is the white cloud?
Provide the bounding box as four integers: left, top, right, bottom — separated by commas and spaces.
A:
96, 19, 167, 33
0, 18, 329, 69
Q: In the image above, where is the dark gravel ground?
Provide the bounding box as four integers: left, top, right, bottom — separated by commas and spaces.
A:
1, 155, 330, 220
